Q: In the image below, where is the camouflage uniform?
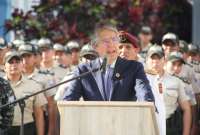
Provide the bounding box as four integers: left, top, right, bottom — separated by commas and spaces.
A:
0, 77, 15, 134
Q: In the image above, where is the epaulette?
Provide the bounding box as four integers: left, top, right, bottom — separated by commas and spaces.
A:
145, 69, 158, 75
191, 61, 199, 65
171, 74, 191, 84
38, 70, 55, 76
185, 62, 193, 68
28, 77, 44, 86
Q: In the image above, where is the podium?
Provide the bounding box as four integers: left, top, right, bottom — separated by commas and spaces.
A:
58, 101, 159, 135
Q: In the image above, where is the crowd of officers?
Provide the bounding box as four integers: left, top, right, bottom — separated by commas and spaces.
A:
0, 25, 200, 135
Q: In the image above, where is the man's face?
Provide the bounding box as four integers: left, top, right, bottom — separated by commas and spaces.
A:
146, 54, 164, 71
139, 33, 152, 44
4, 57, 22, 76
41, 48, 54, 63
188, 52, 199, 62
21, 53, 36, 69
162, 41, 179, 57
54, 50, 64, 63
71, 48, 80, 65
118, 43, 138, 60
96, 29, 119, 58
166, 60, 183, 75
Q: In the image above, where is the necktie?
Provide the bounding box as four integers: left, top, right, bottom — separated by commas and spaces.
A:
104, 65, 113, 100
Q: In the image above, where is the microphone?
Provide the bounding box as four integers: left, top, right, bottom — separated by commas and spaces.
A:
101, 57, 107, 73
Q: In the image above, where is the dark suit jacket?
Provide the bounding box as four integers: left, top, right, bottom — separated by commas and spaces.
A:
63, 57, 154, 101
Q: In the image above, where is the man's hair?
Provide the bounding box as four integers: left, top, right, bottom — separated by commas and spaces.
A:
92, 24, 118, 47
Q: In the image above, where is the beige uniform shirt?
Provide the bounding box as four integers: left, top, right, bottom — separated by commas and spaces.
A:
180, 64, 200, 94
40, 65, 71, 83
146, 72, 166, 135
5, 76, 47, 126
24, 69, 57, 97
157, 73, 189, 119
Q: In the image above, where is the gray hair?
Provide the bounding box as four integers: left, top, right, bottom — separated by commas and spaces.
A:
91, 24, 119, 47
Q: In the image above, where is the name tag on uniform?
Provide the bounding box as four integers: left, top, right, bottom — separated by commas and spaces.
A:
166, 87, 178, 91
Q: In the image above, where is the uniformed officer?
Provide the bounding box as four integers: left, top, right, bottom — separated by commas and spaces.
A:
79, 43, 98, 63
162, 32, 179, 58
38, 38, 71, 135
118, 31, 145, 64
146, 45, 191, 135
53, 43, 73, 71
3, 51, 47, 135
117, 41, 166, 135
38, 38, 70, 82
66, 40, 80, 66
29, 39, 42, 70
0, 37, 9, 77
0, 77, 15, 135
165, 51, 199, 135
187, 44, 200, 73
138, 26, 153, 59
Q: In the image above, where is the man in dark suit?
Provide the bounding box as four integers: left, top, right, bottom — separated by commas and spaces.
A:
63, 25, 154, 102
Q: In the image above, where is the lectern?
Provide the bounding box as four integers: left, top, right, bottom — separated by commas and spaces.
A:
57, 101, 159, 135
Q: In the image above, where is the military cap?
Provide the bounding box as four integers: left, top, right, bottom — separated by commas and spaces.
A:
53, 43, 64, 51
18, 43, 36, 55
140, 26, 152, 34
0, 37, 7, 49
188, 44, 198, 54
179, 40, 188, 53
12, 39, 25, 49
162, 33, 179, 45
66, 40, 80, 50
119, 31, 139, 48
38, 38, 52, 49
80, 44, 98, 58
147, 45, 164, 58
3, 51, 21, 64
167, 51, 185, 64
29, 39, 39, 46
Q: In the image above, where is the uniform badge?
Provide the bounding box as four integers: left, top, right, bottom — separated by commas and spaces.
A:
115, 73, 120, 78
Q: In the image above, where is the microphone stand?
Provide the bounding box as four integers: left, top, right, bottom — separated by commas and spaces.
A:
0, 63, 103, 135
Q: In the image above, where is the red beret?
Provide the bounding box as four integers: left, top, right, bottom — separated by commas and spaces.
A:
119, 31, 139, 48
